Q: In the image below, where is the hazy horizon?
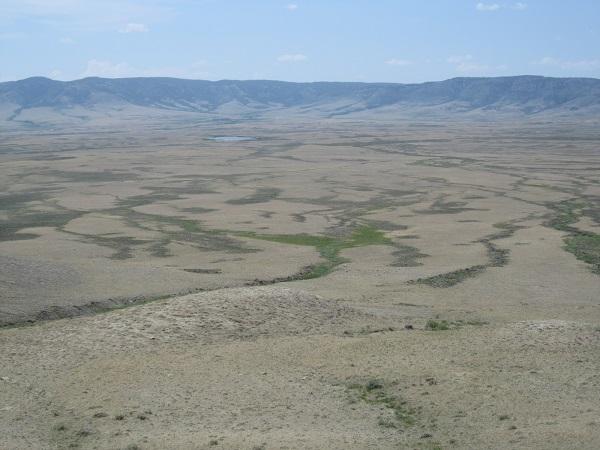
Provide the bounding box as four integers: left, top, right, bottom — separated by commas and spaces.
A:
6, 73, 600, 85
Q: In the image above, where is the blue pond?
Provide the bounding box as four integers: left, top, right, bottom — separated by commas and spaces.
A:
207, 136, 257, 142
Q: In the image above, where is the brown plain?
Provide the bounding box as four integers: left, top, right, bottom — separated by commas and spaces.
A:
1, 119, 599, 449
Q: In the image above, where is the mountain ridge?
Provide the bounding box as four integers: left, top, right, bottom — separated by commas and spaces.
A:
2, 75, 600, 125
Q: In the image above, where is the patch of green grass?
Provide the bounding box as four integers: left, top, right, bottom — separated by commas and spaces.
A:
114, 192, 182, 210
564, 234, 600, 273
148, 239, 172, 257
226, 187, 281, 205
407, 221, 513, 287
348, 380, 416, 428
545, 199, 586, 232
348, 225, 391, 246
412, 265, 486, 288
0, 190, 68, 240
43, 169, 138, 183
237, 224, 392, 279
119, 211, 257, 254
0, 191, 52, 211
425, 319, 450, 331
391, 244, 428, 267
485, 222, 523, 241
417, 196, 483, 215
364, 219, 408, 231
178, 207, 216, 214
545, 199, 600, 274
0, 208, 84, 242
424, 318, 487, 331
482, 241, 510, 267
61, 231, 148, 260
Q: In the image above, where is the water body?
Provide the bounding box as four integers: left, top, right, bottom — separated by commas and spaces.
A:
207, 136, 256, 142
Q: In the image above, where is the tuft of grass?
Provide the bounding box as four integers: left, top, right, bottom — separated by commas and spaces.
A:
424, 318, 487, 331
425, 320, 450, 331
366, 379, 384, 391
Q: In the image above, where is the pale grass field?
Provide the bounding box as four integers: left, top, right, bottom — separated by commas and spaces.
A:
1, 119, 599, 449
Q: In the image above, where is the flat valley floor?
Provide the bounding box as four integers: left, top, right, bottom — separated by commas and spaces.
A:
1, 119, 600, 449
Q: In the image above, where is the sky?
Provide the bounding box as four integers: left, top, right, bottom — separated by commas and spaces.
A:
1, 0, 599, 83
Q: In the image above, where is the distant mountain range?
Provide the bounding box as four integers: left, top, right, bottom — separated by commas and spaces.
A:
1, 75, 600, 127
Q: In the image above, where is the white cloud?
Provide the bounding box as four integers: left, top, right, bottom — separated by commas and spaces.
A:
59, 36, 74, 44
286, 4, 298, 10
535, 56, 559, 66
456, 62, 490, 73
534, 56, 600, 71
277, 53, 307, 62
120, 22, 148, 33
447, 54, 473, 64
476, 3, 500, 11
447, 54, 507, 74
81, 59, 211, 79
385, 58, 412, 66
49, 69, 63, 79
476, 2, 527, 12
0, 1, 173, 32
82, 59, 137, 78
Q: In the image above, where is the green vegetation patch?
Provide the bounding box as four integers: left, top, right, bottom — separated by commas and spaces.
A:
425, 319, 450, 331
148, 240, 172, 257
0, 191, 52, 211
417, 196, 484, 215
425, 318, 488, 331
238, 224, 392, 279
410, 157, 475, 168
564, 234, 600, 273
412, 265, 486, 288
226, 187, 281, 205
545, 199, 600, 274
545, 200, 585, 232
179, 207, 217, 214
391, 244, 428, 267
43, 169, 139, 183
348, 380, 416, 428
0, 190, 72, 241
0, 208, 83, 242
409, 221, 517, 287
60, 230, 148, 260
482, 241, 510, 267
485, 222, 523, 241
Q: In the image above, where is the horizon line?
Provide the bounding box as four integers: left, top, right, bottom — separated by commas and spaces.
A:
3, 74, 600, 85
